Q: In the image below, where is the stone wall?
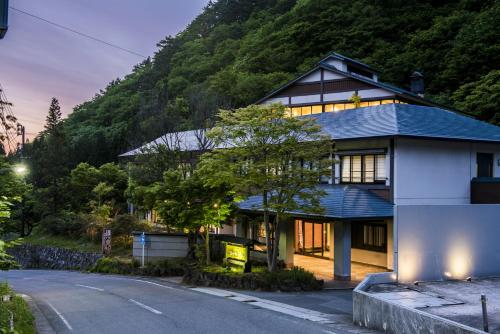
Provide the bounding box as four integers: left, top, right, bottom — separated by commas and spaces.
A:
8, 244, 102, 270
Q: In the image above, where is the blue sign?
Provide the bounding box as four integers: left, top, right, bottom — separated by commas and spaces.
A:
140, 232, 146, 245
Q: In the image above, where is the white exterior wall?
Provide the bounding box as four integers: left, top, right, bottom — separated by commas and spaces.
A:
290, 94, 321, 104
395, 205, 500, 282
263, 97, 289, 105
394, 138, 500, 205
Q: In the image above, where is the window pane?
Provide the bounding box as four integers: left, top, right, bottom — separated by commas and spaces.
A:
292, 107, 301, 117
311, 105, 322, 114
359, 101, 369, 108
301, 106, 312, 116
285, 107, 292, 117
324, 104, 334, 112
341, 156, 351, 182
375, 155, 386, 180
352, 155, 362, 183
344, 103, 356, 110
381, 99, 394, 104
368, 101, 381, 106
334, 104, 345, 112
364, 155, 374, 183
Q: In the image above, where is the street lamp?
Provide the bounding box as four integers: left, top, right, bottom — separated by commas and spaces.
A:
13, 164, 27, 176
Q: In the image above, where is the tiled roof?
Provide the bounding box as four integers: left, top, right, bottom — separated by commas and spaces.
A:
313, 104, 500, 142
120, 104, 500, 157
237, 184, 393, 219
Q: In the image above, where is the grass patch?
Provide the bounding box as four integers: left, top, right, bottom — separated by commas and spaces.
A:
22, 233, 100, 253
0, 283, 35, 334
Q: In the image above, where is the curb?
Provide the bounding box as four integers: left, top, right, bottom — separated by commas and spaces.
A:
20, 294, 56, 334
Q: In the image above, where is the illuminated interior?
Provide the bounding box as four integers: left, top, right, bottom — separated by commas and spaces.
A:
287, 99, 406, 117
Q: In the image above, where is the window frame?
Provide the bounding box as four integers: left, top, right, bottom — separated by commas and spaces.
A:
340, 153, 387, 184
351, 222, 387, 253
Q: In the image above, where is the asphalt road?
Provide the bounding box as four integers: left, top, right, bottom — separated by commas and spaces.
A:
4, 270, 376, 334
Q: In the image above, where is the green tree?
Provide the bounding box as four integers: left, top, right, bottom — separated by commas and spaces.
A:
200, 104, 331, 271
45, 97, 62, 131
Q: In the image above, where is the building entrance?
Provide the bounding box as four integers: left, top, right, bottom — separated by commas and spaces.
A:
294, 219, 330, 258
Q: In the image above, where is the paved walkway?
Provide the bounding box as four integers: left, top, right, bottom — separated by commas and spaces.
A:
294, 254, 387, 284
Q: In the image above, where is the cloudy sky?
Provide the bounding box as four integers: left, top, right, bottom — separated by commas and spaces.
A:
0, 0, 209, 141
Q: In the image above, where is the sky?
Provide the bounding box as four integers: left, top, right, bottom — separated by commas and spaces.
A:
0, 0, 209, 143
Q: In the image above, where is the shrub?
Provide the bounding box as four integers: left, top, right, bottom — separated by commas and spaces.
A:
90, 257, 138, 275
109, 214, 151, 237
184, 265, 323, 291
91, 257, 188, 276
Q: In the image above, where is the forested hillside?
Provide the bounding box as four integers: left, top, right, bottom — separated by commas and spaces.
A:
57, 0, 500, 166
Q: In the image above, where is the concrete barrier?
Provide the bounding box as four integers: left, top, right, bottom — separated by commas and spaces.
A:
132, 232, 188, 262
353, 273, 486, 334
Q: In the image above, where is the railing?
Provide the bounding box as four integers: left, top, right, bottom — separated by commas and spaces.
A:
471, 178, 500, 204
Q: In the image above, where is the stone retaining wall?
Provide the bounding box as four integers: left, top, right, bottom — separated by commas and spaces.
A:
8, 244, 102, 271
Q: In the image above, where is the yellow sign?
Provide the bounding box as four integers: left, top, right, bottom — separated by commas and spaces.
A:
225, 243, 248, 263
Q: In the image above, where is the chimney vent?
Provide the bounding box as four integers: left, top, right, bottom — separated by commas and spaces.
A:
410, 71, 424, 97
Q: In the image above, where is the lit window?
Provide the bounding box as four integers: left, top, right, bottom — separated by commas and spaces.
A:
380, 99, 394, 104
359, 101, 370, 108
292, 107, 301, 117
341, 154, 386, 183
344, 103, 356, 110
334, 104, 345, 112
311, 105, 322, 114
301, 106, 312, 116
324, 104, 334, 112
285, 107, 292, 117
368, 101, 381, 106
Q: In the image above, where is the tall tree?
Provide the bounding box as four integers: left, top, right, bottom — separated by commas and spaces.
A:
200, 104, 331, 271
45, 97, 62, 131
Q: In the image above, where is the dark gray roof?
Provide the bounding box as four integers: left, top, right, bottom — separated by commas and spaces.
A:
120, 104, 500, 157
237, 184, 393, 220
312, 104, 500, 143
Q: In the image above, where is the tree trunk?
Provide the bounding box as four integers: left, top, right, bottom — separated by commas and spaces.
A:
271, 212, 281, 272
262, 191, 273, 271
205, 225, 210, 265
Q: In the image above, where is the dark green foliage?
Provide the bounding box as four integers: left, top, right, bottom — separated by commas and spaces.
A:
91, 257, 187, 276
184, 265, 323, 291
26, 0, 498, 171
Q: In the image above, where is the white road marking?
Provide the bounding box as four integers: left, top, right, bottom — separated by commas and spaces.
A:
190, 287, 334, 324
75, 284, 104, 292
128, 298, 162, 315
47, 302, 73, 331
132, 279, 176, 290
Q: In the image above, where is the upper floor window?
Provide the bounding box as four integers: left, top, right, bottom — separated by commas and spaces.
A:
477, 153, 493, 177
341, 154, 386, 183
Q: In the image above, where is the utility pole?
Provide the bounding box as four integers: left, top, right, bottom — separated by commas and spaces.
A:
16, 123, 25, 157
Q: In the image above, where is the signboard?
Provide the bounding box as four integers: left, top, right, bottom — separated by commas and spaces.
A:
140, 232, 146, 245
226, 243, 248, 263
102, 229, 112, 255
225, 242, 250, 272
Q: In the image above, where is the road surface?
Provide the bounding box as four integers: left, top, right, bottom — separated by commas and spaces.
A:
5, 270, 376, 334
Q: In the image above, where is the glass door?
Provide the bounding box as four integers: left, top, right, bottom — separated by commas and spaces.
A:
295, 220, 329, 257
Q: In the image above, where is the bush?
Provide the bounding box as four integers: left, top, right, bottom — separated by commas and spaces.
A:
184, 265, 323, 291
90, 257, 138, 275
91, 257, 188, 276
0, 283, 35, 334
109, 214, 151, 237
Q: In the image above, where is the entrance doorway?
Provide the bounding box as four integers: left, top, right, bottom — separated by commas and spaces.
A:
294, 219, 330, 257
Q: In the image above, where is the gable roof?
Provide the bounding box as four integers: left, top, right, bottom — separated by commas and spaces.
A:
255, 56, 443, 108
237, 184, 393, 220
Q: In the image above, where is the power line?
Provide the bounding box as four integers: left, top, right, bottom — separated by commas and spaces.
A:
9, 6, 148, 59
